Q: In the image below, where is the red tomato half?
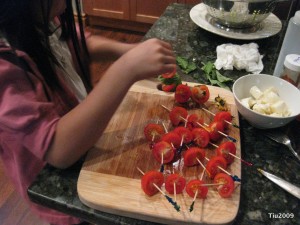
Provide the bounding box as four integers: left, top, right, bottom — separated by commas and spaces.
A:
191, 85, 210, 104
161, 131, 181, 149
192, 128, 210, 148
141, 170, 164, 196
213, 173, 235, 198
213, 111, 232, 129
169, 106, 188, 126
183, 147, 206, 167
216, 141, 236, 165
165, 173, 186, 194
162, 83, 176, 92
144, 123, 165, 143
186, 179, 208, 199
152, 141, 175, 164
173, 127, 193, 144
206, 156, 227, 179
208, 120, 225, 142
161, 66, 176, 79
175, 84, 192, 103
187, 114, 204, 130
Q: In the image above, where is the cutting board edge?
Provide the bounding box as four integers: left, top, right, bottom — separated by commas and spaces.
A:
77, 170, 240, 225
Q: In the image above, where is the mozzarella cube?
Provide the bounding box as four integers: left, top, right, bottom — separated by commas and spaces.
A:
270, 100, 287, 114
241, 97, 251, 108
253, 103, 269, 115
261, 91, 280, 104
250, 86, 263, 99
248, 98, 257, 108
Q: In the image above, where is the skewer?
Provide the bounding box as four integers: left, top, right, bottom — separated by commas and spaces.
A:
209, 142, 253, 166
173, 182, 177, 202
162, 122, 168, 133
177, 136, 185, 155
189, 189, 198, 212
204, 157, 241, 182
199, 183, 226, 187
228, 152, 253, 166
201, 107, 239, 128
137, 167, 180, 211
189, 170, 206, 212
160, 152, 164, 172
203, 122, 237, 142
196, 157, 211, 177
160, 104, 236, 142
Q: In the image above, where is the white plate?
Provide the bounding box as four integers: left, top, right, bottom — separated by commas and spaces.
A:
189, 3, 282, 40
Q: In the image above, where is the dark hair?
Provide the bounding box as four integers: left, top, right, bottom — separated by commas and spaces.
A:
0, 0, 91, 92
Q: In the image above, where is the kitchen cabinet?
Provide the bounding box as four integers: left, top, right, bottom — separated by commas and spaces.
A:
83, 0, 201, 32
130, 0, 177, 24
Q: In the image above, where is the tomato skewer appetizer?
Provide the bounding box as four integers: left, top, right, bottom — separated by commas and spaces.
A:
186, 179, 209, 200
173, 127, 193, 145
191, 85, 210, 104
165, 173, 186, 195
183, 147, 206, 167
201, 108, 239, 128
140, 170, 164, 196
168, 106, 188, 126
152, 141, 175, 164
191, 128, 210, 148
186, 113, 204, 130
216, 141, 237, 165
205, 156, 241, 181
161, 131, 181, 149
209, 141, 253, 166
213, 173, 235, 198
144, 123, 165, 143
137, 168, 181, 211
175, 84, 192, 103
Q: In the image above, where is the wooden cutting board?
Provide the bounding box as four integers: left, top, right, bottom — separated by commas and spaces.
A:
77, 79, 241, 225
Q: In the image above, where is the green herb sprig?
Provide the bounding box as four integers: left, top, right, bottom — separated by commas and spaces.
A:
201, 61, 234, 91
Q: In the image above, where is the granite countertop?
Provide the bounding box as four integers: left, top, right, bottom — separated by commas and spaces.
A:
28, 3, 300, 225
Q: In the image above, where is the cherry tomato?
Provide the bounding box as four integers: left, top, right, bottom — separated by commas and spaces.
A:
152, 141, 175, 164
161, 131, 181, 149
144, 123, 165, 143
175, 84, 192, 103
161, 66, 176, 79
186, 179, 208, 199
162, 83, 176, 92
169, 106, 188, 126
213, 111, 232, 129
191, 85, 210, 104
173, 127, 193, 144
192, 128, 210, 148
187, 114, 204, 130
183, 147, 206, 167
208, 120, 225, 142
213, 173, 235, 198
216, 141, 236, 165
141, 170, 164, 196
206, 156, 227, 179
165, 173, 186, 194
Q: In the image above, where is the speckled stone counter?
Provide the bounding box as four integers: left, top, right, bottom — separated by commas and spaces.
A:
28, 3, 300, 225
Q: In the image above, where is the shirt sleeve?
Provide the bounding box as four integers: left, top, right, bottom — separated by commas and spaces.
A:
0, 58, 60, 160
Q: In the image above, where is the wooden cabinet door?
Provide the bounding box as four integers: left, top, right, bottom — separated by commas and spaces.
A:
83, 0, 130, 20
130, 0, 177, 24
177, 0, 201, 5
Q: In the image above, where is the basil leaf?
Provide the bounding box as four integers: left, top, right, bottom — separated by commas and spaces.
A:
176, 56, 189, 69
216, 70, 234, 83
176, 56, 197, 74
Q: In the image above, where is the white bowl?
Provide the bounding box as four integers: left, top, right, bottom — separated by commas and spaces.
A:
232, 74, 300, 129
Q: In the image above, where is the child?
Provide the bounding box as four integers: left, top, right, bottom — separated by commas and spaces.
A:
0, 0, 176, 224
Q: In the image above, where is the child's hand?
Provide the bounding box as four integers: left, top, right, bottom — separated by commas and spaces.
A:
118, 38, 176, 81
